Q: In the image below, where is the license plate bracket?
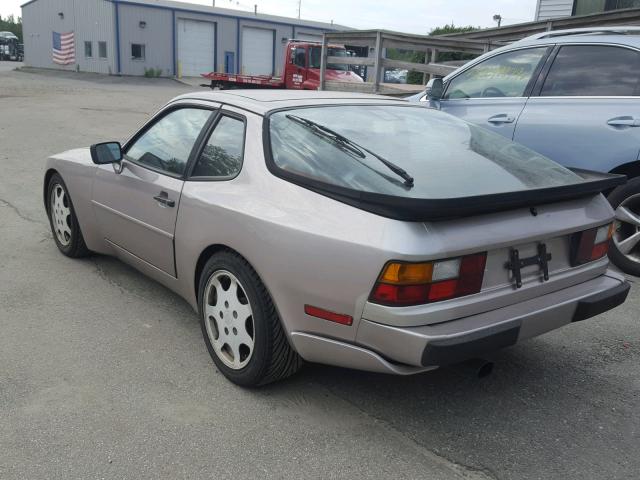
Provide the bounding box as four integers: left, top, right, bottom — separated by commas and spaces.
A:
505, 243, 552, 289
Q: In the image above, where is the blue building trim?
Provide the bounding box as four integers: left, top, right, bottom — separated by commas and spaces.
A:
115, 1, 121, 74
236, 18, 240, 73
171, 10, 176, 75
213, 21, 218, 73
271, 30, 276, 75
108, 0, 337, 32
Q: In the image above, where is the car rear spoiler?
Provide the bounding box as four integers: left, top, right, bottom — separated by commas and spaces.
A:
293, 168, 626, 222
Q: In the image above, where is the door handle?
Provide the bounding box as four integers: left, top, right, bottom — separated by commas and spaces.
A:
487, 114, 515, 124
607, 116, 640, 127
153, 191, 175, 208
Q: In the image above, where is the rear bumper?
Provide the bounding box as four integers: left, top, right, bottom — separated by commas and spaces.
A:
290, 270, 629, 374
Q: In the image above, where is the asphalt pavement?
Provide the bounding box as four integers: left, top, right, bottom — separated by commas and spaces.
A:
0, 64, 638, 480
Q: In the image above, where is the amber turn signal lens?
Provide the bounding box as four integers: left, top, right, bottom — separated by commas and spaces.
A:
380, 262, 433, 285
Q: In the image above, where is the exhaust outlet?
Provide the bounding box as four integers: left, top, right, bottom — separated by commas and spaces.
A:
454, 359, 494, 378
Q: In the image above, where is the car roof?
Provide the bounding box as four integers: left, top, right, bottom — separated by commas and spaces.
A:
511, 26, 640, 48
171, 90, 408, 115
440, 26, 640, 82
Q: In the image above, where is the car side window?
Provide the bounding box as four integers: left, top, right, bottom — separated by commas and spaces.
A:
444, 47, 548, 100
191, 116, 245, 178
541, 45, 640, 97
126, 108, 212, 176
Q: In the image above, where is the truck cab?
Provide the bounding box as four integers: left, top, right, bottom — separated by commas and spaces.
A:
284, 40, 363, 90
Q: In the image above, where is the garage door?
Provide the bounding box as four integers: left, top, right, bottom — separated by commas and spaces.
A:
296, 32, 323, 43
241, 27, 273, 75
178, 19, 215, 77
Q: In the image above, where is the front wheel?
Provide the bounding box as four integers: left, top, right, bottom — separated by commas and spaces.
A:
198, 251, 302, 386
46, 173, 90, 258
608, 177, 640, 276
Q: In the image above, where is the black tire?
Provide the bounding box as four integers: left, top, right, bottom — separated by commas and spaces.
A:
46, 173, 90, 258
198, 251, 302, 386
607, 176, 640, 276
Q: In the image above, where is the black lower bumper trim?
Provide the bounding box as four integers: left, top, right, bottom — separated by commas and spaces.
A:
421, 279, 630, 367
421, 325, 520, 367
572, 280, 630, 323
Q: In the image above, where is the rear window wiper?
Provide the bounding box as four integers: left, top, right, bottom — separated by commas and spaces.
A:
285, 114, 414, 188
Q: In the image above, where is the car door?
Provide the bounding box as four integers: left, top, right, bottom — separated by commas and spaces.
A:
285, 45, 307, 89
513, 44, 640, 172
92, 106, 214, 276
437, 46, 551, 140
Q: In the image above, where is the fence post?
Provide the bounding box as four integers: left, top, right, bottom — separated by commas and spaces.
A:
373, 31, 383, 93
319, 34, 328, 90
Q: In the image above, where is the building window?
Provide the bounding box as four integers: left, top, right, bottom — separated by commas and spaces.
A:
131, 43, 145, 61
84, 41, 92, 58
98, 41, 107, 59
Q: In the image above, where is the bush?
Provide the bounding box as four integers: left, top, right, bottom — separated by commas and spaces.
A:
144, 67, 163, 78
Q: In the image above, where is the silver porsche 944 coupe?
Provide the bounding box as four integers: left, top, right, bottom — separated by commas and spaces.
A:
44, 90, 630, 386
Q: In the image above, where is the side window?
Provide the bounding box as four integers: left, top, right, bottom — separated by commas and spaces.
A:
192, 116, 245, 178
541, 45, 640, 97
444, 47, 548, 99
293, 47, 306, 67
126, 108, 212, 176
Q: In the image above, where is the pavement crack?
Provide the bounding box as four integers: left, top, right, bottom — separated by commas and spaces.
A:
92, 257, 127, 295
0, 198, 42, 224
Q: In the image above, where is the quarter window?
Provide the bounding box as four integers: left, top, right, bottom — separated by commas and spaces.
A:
131, 43, 145, 60
98, 41, 107, 59
192, 116, 245, 178
444, 47, 548, 99
84, 41, 92, 58
126, 108, 212, 176
541, 45, 640, 97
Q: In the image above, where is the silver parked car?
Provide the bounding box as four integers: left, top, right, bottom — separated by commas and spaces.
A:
44, 90, 629, 386
410, 27, 640, 276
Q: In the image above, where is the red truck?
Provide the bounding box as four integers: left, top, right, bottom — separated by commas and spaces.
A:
201, 40, 364, 90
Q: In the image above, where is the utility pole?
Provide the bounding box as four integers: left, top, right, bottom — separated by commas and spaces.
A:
297, 0, 301, 19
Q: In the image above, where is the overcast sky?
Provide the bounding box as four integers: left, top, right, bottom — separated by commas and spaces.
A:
1, 0, 538, 34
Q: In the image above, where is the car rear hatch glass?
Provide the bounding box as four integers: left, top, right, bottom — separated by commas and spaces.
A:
265, 105, 624, 221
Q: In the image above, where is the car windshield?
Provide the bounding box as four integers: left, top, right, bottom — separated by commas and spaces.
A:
309, 47, 348, 71
268, 105, 584, 199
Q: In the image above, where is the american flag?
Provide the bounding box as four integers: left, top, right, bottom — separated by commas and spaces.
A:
52, 31, 75, 65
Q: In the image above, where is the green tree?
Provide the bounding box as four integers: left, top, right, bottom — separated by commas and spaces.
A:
0, 15, 23, 42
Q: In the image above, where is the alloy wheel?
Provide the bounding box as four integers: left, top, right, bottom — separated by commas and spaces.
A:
613, 193, 640, 265
203, 270, 255, 370
50, 183, 72, 246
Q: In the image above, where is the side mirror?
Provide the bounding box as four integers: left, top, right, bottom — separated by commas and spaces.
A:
425, 77, 444, 101
90, 142, 122, 165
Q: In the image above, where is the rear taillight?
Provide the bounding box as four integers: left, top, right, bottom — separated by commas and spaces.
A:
370, 253, 487, 307
570, 223, 614, 266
